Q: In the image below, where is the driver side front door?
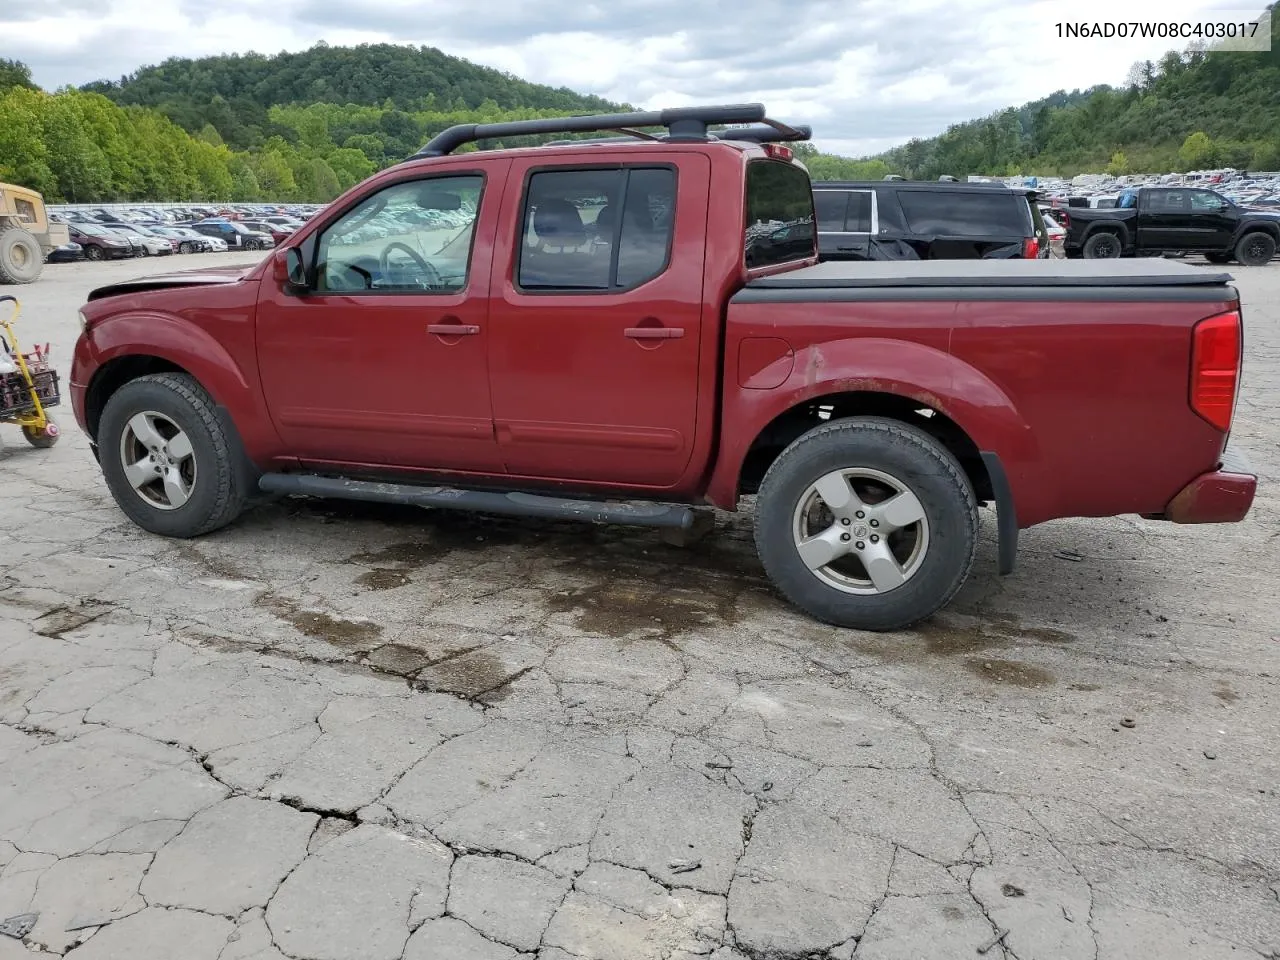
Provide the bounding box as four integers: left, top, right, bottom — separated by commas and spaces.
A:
256, 165, 507, 474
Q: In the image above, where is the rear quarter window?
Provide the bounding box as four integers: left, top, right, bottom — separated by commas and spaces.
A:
744, 160, 815, 268
897, 190, 1030, 236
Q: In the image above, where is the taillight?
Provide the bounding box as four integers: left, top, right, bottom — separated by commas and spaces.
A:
1190, 310, 1241, 431
1022, 237, 1041, 258
763, 143, 793, 161
1057, 210, 1070, 229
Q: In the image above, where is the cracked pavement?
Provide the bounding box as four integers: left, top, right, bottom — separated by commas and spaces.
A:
1, 254, 1278, 960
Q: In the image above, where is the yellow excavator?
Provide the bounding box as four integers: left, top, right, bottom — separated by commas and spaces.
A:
0, 183, 70, 284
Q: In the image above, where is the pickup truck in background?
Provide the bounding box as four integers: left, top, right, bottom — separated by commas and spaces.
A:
69, 105, 1258, 631
1062, 186, 1280, 265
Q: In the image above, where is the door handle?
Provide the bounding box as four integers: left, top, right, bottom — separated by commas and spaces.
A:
427, 323, 479, 336
625, 326, 684, 340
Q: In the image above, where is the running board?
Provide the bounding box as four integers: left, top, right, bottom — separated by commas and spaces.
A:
257, 473, 699, 530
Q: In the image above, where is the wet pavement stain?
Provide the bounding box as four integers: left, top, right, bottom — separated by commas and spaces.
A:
964, 657, 1055, 688
416, 650, 527, 701
850, 616, 1076, 668
1213, 684, 1240, 705
544, 579, 754, 641
363, 643, 435, 677
356, 568, 412, 590
255, 595, 383, 652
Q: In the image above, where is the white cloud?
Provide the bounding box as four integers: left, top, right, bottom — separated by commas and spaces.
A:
4, 0, 1266, 155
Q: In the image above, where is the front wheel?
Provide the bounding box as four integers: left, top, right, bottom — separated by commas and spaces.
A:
179, 241, 193, 254
84, 244, 104, 262
244, 239, 260, 251
98, 373, 250, 538
754, 417, 979, 631
1235, 231, 1276, 267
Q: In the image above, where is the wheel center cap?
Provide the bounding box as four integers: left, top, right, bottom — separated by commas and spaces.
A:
854, 525, 868, 539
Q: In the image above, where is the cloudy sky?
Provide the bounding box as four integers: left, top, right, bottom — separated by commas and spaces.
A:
4, 0, 1268, 155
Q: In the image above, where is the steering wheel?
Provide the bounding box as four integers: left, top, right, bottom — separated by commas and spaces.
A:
380, 242, 442, 289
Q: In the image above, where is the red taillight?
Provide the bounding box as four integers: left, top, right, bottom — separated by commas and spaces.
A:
763, 143, 793, 161
1022, 236, 1041, 258
1057, 210, 1070, 229
1190, 310, 1241, 431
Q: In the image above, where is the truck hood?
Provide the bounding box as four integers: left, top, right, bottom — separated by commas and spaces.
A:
86, 263, 259, 301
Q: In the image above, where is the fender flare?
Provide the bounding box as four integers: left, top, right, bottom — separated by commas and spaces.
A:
1080, 219, 1131, 248
709, 337, 1050, 544
81, 311, 282, 459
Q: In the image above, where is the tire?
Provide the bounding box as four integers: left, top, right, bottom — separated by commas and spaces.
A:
98, 373, 250, 538
1082, 231, 1122, 259
1205, 252, 1232, 264
1235, 231, 1276, 267
84, 244, 104, 261
754, 417, 979, 632
244, 239, 260, 251
0, 228, 43, 284
179, 241, 193, 254
22, 420, 59, 448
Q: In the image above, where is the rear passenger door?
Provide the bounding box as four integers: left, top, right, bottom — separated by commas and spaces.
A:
485, 155, 711, 487
814, 189, 874, 260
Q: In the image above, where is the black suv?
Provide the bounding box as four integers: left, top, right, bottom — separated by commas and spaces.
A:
812, 180, 1049, 261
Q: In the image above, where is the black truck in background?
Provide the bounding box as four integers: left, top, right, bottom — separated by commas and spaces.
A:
1060, 186, 1279, 265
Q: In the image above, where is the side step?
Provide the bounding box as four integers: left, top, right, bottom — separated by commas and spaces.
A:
258, 473, 699, 530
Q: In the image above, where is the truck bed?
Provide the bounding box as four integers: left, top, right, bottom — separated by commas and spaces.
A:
743, 258, 1234, 289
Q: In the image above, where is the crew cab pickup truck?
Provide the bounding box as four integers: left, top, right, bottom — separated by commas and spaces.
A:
70, 104, 1258, 631
1062, 186, 1279, 265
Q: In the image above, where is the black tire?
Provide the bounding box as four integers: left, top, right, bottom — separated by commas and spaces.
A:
754, 417, 979, 632
1205, 252, 1232, 264
1082, 232, 1122, 259
0, 227, 43, 284
244, 239, 260, 251
179, 241, 193, 254
84, 244, 104, 261
1235, 231, 1276, 267
22, 420, 60, 448
98, 373, 250, 538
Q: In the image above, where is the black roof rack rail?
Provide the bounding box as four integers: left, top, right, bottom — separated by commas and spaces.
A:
539, 122, 813, 150
410, 103, 808, 158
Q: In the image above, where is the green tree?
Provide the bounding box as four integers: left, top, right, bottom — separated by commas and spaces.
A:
0, 58, 36, 91
1106, 151, 1130, 175
1178, 131, 1219, 170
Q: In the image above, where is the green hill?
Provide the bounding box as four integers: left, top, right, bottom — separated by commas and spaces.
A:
82, 42, 625, 152
874, 4, 1280, 178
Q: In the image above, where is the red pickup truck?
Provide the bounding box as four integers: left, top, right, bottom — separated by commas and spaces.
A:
70, 104, 1258, 631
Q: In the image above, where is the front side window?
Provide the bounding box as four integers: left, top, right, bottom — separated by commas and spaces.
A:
14, 199, 37, 223
897, 191, 1028, 236
316, 175, 483, 293
744, 160, 815, 268
1190, 190, 1226, 210
517, 167, 676, 291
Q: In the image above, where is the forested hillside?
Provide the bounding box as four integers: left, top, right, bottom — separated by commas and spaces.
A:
878, 4, 1280, 178
83, 43, 623, 151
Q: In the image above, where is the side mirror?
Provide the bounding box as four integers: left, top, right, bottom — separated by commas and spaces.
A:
274, 247, 308, 293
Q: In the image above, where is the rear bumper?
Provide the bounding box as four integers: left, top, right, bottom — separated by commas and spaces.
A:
1152, 446, 1257, 524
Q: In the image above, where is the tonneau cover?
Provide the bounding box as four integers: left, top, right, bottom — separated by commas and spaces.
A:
748, 258, 1234, 288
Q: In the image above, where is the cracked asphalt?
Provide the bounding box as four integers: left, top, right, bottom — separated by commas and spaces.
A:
1, 253, 1278, 960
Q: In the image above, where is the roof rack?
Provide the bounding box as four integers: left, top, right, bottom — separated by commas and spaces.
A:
410, 103, 809, 158
538, 122, 813, 150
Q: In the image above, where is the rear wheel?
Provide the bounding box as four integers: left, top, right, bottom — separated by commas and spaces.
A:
98, 373, 250, 538
1235, 231, 1276, 267
754, 417, 979, 631
1083, 232, 1122, 259
0, 227, 43, 283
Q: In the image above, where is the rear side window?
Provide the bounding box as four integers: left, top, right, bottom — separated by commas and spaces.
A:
813, 189, 873, 233
897, 190, 1029, 236
518, 166, 676, 291
744, 160, 815, 268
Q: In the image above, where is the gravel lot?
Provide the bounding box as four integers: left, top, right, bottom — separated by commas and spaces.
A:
2, 252, 1277, 960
